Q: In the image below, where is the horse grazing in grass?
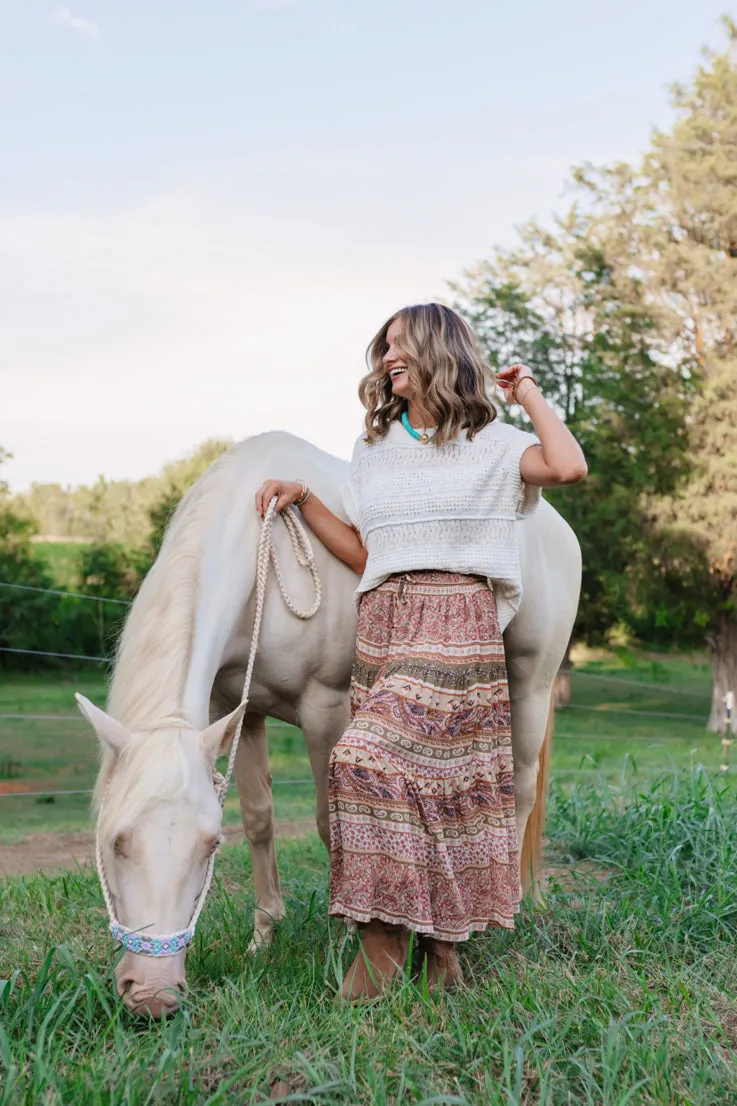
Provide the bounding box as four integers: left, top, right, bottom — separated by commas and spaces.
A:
76, 431, 581, 1016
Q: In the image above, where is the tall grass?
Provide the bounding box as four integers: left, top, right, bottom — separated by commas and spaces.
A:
2, 764, 736, 1104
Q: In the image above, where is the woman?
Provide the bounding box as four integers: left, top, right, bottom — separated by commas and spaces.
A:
255, 303, 586, 1001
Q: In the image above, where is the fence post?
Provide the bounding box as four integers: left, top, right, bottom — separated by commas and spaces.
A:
722, 690, 734, 772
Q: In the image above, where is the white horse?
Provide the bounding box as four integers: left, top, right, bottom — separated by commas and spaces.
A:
76, 431, 581, 1016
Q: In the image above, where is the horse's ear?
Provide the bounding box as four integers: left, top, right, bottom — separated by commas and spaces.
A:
75, 693, 130, 755
200, 702, 248, 763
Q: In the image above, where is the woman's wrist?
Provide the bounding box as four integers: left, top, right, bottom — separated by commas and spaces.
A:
294, 480, 311, 507
513, 377, 540, 405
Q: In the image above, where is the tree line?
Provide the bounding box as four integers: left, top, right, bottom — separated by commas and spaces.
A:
1, 22, 735, 730
0, 440, 230, 664
10, 439, 232, 546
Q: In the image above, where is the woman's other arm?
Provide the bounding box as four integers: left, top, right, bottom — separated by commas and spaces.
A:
255, 480, 367, 575
497, 366, 587, 487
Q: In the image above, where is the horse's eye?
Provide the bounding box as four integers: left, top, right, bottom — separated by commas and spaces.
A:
113, 831, 132, 858
204, 835, 222, 857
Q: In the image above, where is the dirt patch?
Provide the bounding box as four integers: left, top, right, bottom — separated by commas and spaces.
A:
0, 781, 32, 795
0, 819, 317, 879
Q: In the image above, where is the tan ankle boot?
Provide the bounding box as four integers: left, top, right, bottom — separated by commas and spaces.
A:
417, 937, 464, 991
340, 920, 411, 1002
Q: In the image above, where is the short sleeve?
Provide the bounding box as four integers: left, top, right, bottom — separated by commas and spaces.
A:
341, 472, 360, 528
340, 436, 364, 531
507, 428, 542, 519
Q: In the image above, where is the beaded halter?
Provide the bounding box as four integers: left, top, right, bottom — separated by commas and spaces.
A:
95, 497, 322, 958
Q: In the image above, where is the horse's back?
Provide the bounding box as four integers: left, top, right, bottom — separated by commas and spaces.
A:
209, 433, 579, 707
154, 431, 578, 730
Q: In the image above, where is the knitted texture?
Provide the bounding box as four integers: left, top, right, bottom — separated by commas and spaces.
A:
342, 419, 541, 631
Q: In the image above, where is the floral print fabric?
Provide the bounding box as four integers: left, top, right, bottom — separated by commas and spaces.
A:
328, 571, 520, 942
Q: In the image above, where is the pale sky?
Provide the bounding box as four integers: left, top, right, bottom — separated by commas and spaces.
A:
1, 1, 728, 491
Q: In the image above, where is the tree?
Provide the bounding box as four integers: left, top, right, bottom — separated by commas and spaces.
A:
455, 21, 737, 728
146, 489, 183, 562
453, 214, 692, 644
0, 446, 11, 498
141, 437, 233, 565
574, 18, 737, 728
0, 448, 60, 665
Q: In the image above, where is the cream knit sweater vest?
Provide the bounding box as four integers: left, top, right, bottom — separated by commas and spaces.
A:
342, 418, 541, 632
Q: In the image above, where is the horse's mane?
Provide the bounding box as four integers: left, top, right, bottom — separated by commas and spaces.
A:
94, 724, 208, 843
108, 453, 232, 729
92, 430, 344, 821
93, 451, 233, 815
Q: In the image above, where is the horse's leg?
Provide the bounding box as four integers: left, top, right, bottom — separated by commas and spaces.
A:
298, 687, 350, 850
509, 688, 555, 902
233, 712, 285, 952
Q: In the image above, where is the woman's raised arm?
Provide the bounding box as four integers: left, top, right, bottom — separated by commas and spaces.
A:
497, 365, 587, 487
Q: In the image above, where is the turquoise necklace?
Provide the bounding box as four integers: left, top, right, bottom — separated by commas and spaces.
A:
401, 410, 433, 444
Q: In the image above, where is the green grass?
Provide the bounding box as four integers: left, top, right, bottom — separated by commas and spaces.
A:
0, 651, 724, 842
0, 673, 315, 841
553, 649, 721, 780
1, 767, 736, 1104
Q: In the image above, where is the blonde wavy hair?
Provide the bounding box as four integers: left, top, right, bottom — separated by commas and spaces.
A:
359, 303, 497, 446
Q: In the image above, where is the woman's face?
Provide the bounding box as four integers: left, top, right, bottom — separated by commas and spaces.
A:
383, 317, 414, 401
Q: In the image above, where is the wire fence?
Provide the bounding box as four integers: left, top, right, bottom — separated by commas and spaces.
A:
561, 703, 705, 722
1, 577, 721, 803
0, 779, 316, 801
0, 647, 108, 663
0, 581, 130, 606
563, 670, 711, 699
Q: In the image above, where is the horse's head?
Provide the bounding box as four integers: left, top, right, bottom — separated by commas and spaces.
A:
76, 694, 246, 1017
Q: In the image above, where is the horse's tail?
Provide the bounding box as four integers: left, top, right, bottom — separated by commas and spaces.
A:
519, 694, 554, 902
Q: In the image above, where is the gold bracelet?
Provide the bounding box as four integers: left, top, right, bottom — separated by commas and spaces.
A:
294, 480, 311, 508
512, 376, 539, 405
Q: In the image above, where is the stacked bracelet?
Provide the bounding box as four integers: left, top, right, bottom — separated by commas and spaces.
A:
294, 481, 311, 508
512, 376, 539, 405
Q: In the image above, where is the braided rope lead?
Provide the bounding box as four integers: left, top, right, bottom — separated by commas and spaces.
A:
97, 496, 322, 955
216, 497, 322, 798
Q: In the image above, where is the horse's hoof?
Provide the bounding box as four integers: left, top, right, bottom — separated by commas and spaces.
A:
247, 930, 273, 955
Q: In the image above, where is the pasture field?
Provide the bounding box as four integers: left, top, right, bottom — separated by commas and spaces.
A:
0, 648, 722, 842
0, 672, 314, 841
1, 650, 735, 1102
1, 766, 736, 1103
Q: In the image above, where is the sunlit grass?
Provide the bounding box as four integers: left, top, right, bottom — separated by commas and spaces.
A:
1, 766, 736, 1103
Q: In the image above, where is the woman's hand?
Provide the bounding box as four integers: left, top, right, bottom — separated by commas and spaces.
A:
255, 479, 304, 519
496, 363, 538, 405
254, 479, 369, 575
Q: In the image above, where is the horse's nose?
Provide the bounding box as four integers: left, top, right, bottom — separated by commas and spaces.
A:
119, 979, 183, 1018
117, 961, 185, 1017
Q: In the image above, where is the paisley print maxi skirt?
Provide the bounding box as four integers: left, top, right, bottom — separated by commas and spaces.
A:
328, 571, 520, 942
